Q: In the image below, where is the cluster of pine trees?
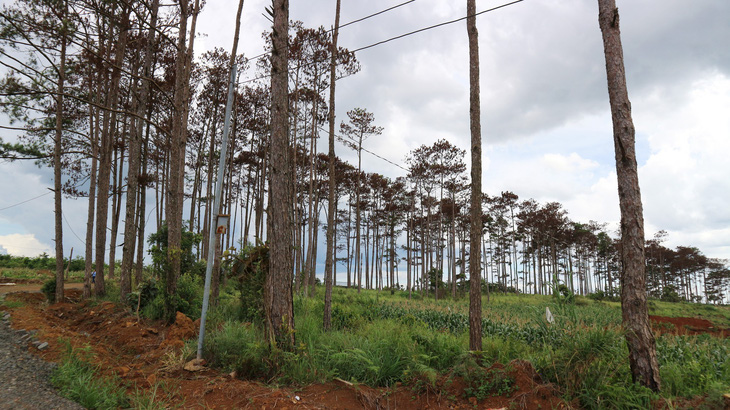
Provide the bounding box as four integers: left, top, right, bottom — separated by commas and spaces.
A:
1, 0, 724, 392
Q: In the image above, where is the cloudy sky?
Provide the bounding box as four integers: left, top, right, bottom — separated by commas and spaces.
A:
1, 0, 728, 265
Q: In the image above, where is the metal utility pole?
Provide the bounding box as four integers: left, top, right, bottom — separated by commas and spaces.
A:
196, 0, 245, 361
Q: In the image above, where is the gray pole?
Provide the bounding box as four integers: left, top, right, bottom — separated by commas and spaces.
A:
197, 63, 237, 360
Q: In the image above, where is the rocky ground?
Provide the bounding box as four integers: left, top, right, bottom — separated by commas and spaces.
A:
0, 294, 83, 410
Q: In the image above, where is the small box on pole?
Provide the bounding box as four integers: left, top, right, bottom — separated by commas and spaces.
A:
215, 214, 230, 235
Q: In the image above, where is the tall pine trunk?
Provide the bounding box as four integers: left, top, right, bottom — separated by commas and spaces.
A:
166, 0, 199, 320
121, 0, 159, 300
95, 6, 130, 296
467, 0, 483, 351
266, 0, 295, 350
53, 0, 68, 303
597, 0, 660, 391
324, 0, 341, 320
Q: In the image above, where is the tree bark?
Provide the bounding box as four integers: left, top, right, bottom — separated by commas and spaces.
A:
83, 84, 98, 299
120, 0, 159, 301
95, 5, 130, 297
266, 0, 295, 350
597, 0, 661, 391
467, 0, 483, 351
166, 0, 198, 321
53, 0, 68, 304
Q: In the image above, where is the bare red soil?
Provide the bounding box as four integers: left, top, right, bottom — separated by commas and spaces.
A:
649, 315, 730, 338
1, 291, 574, 409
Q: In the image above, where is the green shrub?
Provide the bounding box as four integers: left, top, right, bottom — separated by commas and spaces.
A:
587, 290, 620, 302
660, 286, 683, 303
147, 222, 202, 282
553, 284, 575, 305
228, 244, 268, 324
126, 279, 159, 311
42, 278, 56, 303
141, 273, 202, 321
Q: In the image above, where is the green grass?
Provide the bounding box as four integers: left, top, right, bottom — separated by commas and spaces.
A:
51, 340, 130, 409
0, 299, 24, 308
52, 339, 177, 409
0, 267, 86, 283
196, 284, 730, 409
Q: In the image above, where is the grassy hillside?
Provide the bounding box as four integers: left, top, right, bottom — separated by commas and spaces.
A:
186, 285, 729, 409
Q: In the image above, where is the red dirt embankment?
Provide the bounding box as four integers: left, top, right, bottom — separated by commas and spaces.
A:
1, 290, 573, 409
650, 315, 730, 338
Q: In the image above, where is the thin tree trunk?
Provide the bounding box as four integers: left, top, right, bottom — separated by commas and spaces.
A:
166, 0, 198, 320
54, 0, 68, 303
467, 0, 482, 351
83, 85, 98, 299
121, 0, 158, 300
108, 122, 126, 279
324, 0, 340, 324
598, 0, 660, 391
95, 6, 130, 297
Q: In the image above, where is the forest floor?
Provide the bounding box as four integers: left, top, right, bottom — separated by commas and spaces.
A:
0, 289, 728, 409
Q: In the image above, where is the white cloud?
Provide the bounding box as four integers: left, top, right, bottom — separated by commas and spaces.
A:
0, 244, 7, 255
485, 150, 601, 205
0, 233, 53, 257
636, 72, 730, 256
542, 153, 599, 173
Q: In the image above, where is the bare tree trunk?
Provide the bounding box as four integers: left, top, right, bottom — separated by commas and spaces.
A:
597, 0, 660, 391
166, 0, 198, 320
467, 0, 482, 352
95, 6, 130, 297
323, 0, 341, 327
121, 0, 158, 301
54, 1, 68, 303
265, 0, 295, 350
84, 87, 98, 299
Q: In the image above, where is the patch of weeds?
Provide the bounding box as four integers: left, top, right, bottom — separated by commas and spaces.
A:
51, 339, 130, 409
131, 380, 182, 409
404, 361, 438, 394
460, 363, 517, 401
1, 299, 24, 308
699, 381, 729, 410
160, 340, 195, 373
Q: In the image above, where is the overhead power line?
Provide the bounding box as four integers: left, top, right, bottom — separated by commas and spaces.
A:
351, 0, 524, 54
245, 0, 417, 65
239, 0, 524, 86
339, 0, 416, 30
318, 125, 409, 172
61, 210, 85, 246
0, 191, 52, 211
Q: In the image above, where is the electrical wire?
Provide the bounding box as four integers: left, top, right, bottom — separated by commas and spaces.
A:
351, 0, 524, 54
239, 0, 524, 85
61, 210, 86, 246
245, 0, 417, 65
0, 191, 52, 211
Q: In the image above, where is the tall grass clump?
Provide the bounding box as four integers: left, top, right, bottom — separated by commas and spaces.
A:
51, 340, 130, 409
657, 334, 730, 398
531, 325, 661, 409
203, 320, 269, 379
327, 320, 415, 386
